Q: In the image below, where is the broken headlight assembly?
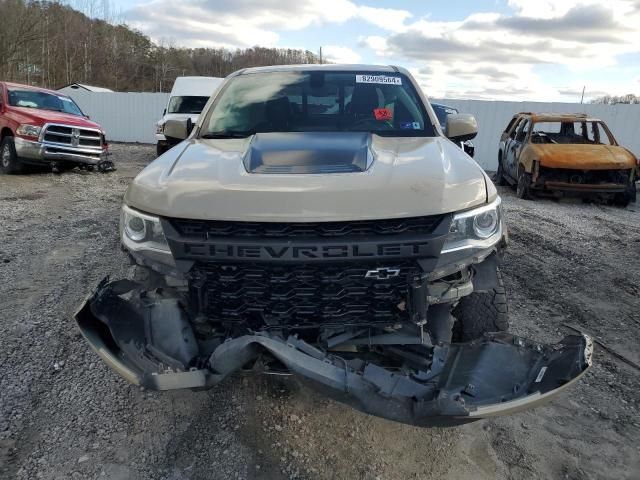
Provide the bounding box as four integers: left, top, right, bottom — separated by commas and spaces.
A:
442, 197, 503, 253
120, 205, 170, 254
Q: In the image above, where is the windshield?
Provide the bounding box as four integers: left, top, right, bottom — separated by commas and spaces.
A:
531, 121, 615, 145
201, 71, 434, 137
168, 96, 210, 114
431, 104, 458, 128
8, 89, 84, 116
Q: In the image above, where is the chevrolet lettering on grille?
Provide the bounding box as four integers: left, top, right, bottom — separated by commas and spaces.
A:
178, 241, 433, 261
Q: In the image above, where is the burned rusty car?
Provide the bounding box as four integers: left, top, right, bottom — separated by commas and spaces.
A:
76, 65, 592, 427
497, 112, 637, 205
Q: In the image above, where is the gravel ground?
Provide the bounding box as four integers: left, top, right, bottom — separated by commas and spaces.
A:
0, 143, 639, 480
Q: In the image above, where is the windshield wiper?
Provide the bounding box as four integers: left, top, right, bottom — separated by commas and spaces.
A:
201, 131, 255, 139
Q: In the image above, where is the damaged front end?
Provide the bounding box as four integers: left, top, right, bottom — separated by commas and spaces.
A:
76, 278, 592, 427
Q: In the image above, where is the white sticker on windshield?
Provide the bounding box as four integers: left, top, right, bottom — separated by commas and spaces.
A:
356, 75, 402, 85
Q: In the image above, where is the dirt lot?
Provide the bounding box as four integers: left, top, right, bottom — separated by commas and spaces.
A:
1, 143, 639, 480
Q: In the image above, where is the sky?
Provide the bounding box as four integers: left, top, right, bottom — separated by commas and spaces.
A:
102, 0, 640, 102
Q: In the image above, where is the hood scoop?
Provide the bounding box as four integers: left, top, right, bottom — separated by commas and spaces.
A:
244, 132, 371, 174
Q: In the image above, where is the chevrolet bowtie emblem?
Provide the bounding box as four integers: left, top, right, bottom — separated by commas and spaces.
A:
365, 267, 401, 280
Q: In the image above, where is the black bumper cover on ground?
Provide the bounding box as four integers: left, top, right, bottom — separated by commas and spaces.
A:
76, 278, 592, 427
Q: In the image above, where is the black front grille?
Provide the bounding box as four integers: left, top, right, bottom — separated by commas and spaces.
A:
173, 216, 448, 327
171, 215, 445, 239
193, 260, 420, 328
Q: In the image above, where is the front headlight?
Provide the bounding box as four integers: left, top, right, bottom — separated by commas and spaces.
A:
16, 124, 42, 139
120, 205, 170, 253
156, 123, 165, 134
442, 197, 503, 253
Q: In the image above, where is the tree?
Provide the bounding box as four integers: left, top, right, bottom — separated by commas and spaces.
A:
591, 94, 640, 104
0, 0, 320, 92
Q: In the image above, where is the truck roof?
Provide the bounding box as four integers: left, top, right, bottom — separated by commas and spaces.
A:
170, 76, 223, 97
2, 81, 67, 96
237, 64, 399, 75
516, 112, 602, 123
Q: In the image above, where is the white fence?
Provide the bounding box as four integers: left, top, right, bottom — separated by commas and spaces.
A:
68, 90, 169, 144
66, 90, 640, 170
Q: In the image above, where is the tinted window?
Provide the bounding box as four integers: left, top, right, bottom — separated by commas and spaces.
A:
8, 89, 83, 116
168, 96, 210, 114
202, 71, 434, 137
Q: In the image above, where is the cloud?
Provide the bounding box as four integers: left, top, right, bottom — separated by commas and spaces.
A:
126, 0, 412, 49
493, 5, 632, 43
362, 0, 640, 100
322, 45, 361, 64
447, 66, 518, 81
556, 87, 610, 98
356, 6, 412, 32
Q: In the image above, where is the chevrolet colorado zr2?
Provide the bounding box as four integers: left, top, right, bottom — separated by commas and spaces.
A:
0, 81, 111, 174
76, 65, 592, 427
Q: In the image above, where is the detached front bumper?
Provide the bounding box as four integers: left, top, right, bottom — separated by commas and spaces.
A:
14, 137, 108, 166
76, 278, 592, 427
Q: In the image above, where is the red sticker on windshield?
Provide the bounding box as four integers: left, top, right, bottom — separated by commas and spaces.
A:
374, 108, 392, 121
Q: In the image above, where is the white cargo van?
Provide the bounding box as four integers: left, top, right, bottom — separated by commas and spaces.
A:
155, 76, 223, 156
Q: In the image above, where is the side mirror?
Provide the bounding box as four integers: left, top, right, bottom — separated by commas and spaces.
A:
164, 118, 194, 141
162, 108, 167, 116
445, 114, 478, 143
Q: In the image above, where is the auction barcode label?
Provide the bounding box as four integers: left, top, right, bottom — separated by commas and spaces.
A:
355, 75, 402, 85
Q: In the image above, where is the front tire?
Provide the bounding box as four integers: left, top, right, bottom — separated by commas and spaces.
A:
452, 269, 509, 342
516, 171, 533, 199
495, 154, 507, 186
613, 182, 636, 207
0, 137, 24, 174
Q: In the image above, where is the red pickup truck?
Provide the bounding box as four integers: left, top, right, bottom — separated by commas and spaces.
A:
0, 81, 111, 174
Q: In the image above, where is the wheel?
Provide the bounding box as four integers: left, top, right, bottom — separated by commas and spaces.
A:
452, 268, 509, 342
613, 183, 635, 207
156, 142, 169, 157
627, 181, 636, 204
0, 136, 24, 174
495, 154, 507, 186
516, 171, 533, 199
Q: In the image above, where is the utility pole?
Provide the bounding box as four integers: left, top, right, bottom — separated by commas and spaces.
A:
580, 86, 585, 104
319, 47, 322, 64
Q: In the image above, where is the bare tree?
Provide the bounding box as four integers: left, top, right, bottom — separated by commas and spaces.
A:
0, 0, 319, 91
591, 93, 640, 104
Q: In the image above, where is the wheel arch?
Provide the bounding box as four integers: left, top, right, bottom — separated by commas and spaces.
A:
1, 127, 14, 141
518, 146, 536, 174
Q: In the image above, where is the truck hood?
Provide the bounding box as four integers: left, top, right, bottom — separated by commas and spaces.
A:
532, 144, 637, 170
125, 133, 488, 221
10, 106, 102, 129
